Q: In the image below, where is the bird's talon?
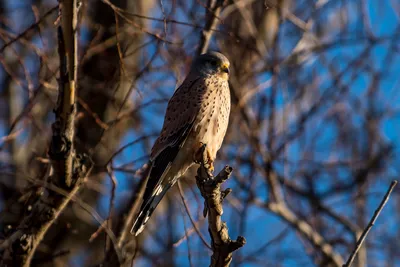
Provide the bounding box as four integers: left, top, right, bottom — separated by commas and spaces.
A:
203, 201, 208, 217
208, 162, 214, 173
194, 143, 207, 164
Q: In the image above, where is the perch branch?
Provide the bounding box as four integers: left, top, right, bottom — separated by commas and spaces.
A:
195, 145, 246, 267
343, 180, 398, 267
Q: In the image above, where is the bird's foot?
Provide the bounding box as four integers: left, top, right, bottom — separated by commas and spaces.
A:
194, 143, 214, 176
193, 142, 206, 164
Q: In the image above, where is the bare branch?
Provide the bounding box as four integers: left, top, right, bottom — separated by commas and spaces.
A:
197, 0, 227, 55
8, 2, 87, 266
50, 0, 79, 187
102, 165, 149, 266
0, 6, 58, 53
260, 200, 345, 267
343, 180, 398, 267
195, 145, 246, 267
11, 173, 83, 266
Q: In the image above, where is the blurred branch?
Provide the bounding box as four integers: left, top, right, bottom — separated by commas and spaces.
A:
235, 99, 345, 265
343, 180, 398, 267
260, 200, 344, 266
0, 5, 58, 53
197, 0, 226, 55
102, 164, 149, 266
101, 0, 173, 43
115, 173, 146, 265
251, 154, 345, 266
195, 145, 246, 267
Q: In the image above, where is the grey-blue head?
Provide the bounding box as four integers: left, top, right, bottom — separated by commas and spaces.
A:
191, 51, 230, 78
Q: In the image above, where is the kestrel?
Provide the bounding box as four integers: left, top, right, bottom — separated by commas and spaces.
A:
131, 51, 231, 236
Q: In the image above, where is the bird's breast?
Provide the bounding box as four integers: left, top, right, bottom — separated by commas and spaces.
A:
193, 79, 230, 160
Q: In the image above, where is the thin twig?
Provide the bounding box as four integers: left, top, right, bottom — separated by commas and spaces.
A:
0, 6, 58, 53
181, 204, 194, 267
117, 178, 146, 263
106, 165, 118, 253
89, 219, 109, 242
117, 164, 150, 250
15, 177, 82, 266
343, 180, 398, 267
177, 180, 212, 250
102, 164, 150, 266
173, 220, 204, 248
23, 174, 123, 262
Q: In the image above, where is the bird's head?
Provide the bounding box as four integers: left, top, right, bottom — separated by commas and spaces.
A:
192, 51, 230, 80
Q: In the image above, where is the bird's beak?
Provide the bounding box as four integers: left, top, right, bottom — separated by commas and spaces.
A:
221, 63, 230, 75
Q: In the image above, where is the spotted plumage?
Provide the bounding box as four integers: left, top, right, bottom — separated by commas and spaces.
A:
131, 51, 231, 236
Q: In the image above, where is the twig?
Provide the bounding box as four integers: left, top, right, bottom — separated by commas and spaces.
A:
173, 219, 205, 248
177, 181, 212, 250
182, 210, 194, 267
197, 0, 227, 55
21, 173, 122, 263
102, 164, 150, 266
89, 219, 109, 242
195, 145, 246, 267
106, 165, 118, 252
343, 180, 398, 267
0, 6, 58, 53
13, 176, 83, 266
117, 165, 149, 249
101, 0, 175, 44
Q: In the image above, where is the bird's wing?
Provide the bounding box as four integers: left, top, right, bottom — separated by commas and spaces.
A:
131, 76, 205, 235
150, 76, 205, 160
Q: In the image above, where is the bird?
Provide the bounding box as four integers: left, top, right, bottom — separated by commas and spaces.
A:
131, 51, 231, 236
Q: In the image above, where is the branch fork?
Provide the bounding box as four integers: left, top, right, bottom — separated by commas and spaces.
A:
195, 144, 246, 267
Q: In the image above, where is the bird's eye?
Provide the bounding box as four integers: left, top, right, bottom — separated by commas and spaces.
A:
210, 60, 218, 66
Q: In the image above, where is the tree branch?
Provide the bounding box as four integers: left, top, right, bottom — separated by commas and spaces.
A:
343, 180, 398, 267
8, 2, 89, 266
11, 175, 83, 266
50, 0, 79, 188
197, 0, 226, 55
261, 200, 344, 266
195, 145, 246, 267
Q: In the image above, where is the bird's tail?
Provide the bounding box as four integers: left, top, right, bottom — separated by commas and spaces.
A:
131, 138, 185, 236
131, 182, 172, 236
